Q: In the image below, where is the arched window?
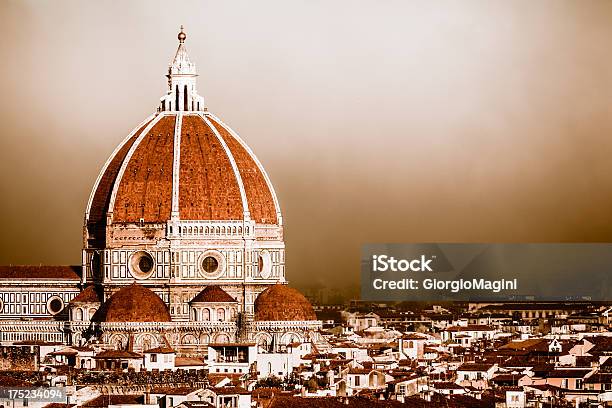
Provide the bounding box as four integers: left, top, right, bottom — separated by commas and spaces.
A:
75, 308, 83, 321
203, 308, 210, 321
192, 308, 198, 321
217, 308, 225, 322
184, 85, 188, 111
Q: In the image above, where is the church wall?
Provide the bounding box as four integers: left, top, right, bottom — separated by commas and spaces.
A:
0, 283, 80, 320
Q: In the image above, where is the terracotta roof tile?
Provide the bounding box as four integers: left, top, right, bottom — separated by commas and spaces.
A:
82, 395, 143, 407
209, 117, 277, 224
191, 286, 236, 303
254, 284, 316, 321
179, 115, 243, 220
113, 115, 176, 222
93, 350, 143, 359
0, 265, 81, 280
92, 283, 170, 323
70, 285, 102, 303
87, 119, 152, 244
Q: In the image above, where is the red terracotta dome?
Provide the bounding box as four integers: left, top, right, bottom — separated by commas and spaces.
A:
254, 284, 316, 321
70, 285, 102, 304
191, 286, 236, 303
93, 283, 171, 322
84, 112, 281, 247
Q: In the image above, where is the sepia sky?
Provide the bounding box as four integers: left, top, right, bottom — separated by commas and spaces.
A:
2, 0, 612, 289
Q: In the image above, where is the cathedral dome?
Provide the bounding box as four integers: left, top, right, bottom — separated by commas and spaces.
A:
83, 29, 281, 248
93, 283, 171, 322
254, 284, 316, 321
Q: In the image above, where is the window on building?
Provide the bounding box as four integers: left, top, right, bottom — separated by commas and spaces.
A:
151, 354, 157, 363
184, 85, 188, 111
202, 256, 219, 273
355, 376, 360, 386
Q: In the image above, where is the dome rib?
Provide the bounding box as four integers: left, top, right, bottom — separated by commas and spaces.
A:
178, 114, 245, 220
208, 113, 281, 225
110, 114, 176, 223
170, 113, 183, 218
107, 114, 164, 223
199, 113, 250, 220
86, 114, 155, 223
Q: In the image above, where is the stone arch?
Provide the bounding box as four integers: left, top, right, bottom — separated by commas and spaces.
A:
203, 308, 211, 321
280, 331, 301, 345
255, 332, 273, 351
182, 334, 197, 345
368, 371, 385, 388
75, 307, 83, 321
137, 333, 156, 351
200, 333, 210, 344
108, 334, 127, 350
214, 333, 229, 343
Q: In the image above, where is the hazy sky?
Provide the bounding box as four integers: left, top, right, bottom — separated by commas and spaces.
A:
2, 0, 612, 289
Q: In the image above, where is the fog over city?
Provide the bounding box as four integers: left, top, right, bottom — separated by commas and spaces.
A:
2, 1, 612, 289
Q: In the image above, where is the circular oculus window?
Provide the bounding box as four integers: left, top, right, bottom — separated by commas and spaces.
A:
128, 251, 155, 279
198, 250, 225, 279
47, 296, 64, 315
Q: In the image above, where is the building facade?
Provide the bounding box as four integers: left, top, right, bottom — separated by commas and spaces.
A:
0, 28, 321, 353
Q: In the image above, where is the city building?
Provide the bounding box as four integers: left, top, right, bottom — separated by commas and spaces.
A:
0, 28, 321, 353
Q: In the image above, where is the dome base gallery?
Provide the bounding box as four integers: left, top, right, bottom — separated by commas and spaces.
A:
0, 29, 321, 353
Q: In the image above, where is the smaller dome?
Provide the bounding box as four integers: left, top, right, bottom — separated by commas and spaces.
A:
93, 283, 171, 323
70, 285, 102, 304
191, 286, 236, 303
254, 284, 316, 321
